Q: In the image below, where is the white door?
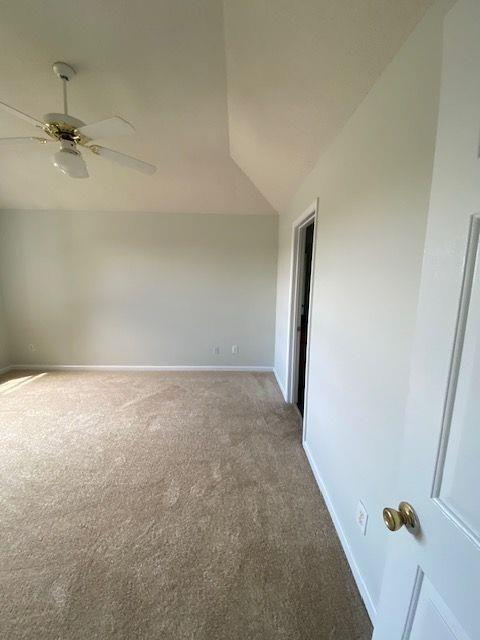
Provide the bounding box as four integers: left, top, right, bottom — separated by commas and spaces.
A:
373, 2, 480, 638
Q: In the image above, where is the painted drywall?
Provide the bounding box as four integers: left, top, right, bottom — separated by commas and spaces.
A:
0, 288, 9, 369
274, 0, 453, 616
0, 210, 277, 368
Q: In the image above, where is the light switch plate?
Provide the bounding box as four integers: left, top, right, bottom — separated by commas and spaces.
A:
356, 500, 368, 536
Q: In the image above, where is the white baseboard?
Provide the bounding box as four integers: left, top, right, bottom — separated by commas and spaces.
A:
0, 364, 12, 375
303, 440, 377, 624
273, 368, 288, 402
9, 364, 274, 373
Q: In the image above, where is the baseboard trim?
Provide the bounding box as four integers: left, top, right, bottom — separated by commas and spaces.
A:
273, 368, 288, 402
303, 440, 377, 624
0, 364, 12, 375
9, 364, 274, 373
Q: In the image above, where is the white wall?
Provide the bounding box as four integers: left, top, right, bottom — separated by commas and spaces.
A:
0, 210, 277, 368
0, 288, 9, 369
274, 0, 453, 617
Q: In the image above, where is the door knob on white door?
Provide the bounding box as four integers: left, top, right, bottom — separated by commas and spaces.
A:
383, 501, 417, 532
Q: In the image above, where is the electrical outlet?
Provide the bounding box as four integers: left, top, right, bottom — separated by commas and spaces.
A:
356, 501, 368, 536
28, 344, 36, 352
212, 346, 220, 355
232, 345, 239, 355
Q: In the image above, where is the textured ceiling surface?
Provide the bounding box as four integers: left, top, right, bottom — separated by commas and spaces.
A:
0, 0, 435, 213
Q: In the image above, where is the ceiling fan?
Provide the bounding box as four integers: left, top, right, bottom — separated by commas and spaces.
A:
0, 62, 157, 179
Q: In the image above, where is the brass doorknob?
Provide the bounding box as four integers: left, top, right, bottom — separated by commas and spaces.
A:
383, 501, 417, 532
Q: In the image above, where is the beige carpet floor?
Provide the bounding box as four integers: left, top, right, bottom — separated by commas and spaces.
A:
0, 370, 372, 639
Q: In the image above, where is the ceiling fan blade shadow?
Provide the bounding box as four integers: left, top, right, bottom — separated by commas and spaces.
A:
77, 117, 135, 140
90, 145, 156, 175
0, 101, 44, 128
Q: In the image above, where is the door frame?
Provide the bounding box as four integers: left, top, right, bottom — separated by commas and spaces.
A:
286, 199, 318, 440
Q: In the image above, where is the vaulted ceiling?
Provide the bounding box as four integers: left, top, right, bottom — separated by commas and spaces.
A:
0, 0, 434, 214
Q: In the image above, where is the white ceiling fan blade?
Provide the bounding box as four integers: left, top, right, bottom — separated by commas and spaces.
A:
77, 117, 135, 140
91, 145, 156, 175
0, 101, 44, 128
0, 136, 50, 145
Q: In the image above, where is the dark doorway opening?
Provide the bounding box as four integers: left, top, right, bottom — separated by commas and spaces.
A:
296, 220, 314, 416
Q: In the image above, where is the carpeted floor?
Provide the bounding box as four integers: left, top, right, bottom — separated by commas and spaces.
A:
0, 370, 372, 639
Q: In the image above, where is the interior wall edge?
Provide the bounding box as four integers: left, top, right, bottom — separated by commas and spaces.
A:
273, 368, 288, 402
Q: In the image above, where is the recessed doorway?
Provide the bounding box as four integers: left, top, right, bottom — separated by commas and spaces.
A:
296, 220, 314, 416
287, 200, 317, 436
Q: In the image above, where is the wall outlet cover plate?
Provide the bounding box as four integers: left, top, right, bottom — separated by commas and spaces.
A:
356, 500, 368, 536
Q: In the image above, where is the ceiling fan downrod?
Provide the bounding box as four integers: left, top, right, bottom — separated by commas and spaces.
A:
52, 62, 75, 116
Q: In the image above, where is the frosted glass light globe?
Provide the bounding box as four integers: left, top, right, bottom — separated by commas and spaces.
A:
52, 139, 88, 178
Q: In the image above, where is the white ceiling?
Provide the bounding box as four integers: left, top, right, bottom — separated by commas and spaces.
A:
0, 0, 435, 214
223, 0, 436, 212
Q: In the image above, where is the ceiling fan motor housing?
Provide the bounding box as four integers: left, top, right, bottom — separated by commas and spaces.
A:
43, 113, 86, 132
